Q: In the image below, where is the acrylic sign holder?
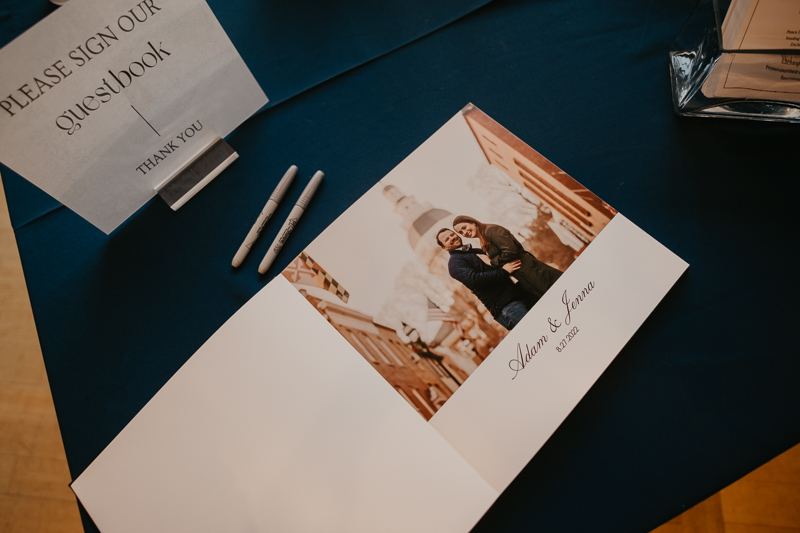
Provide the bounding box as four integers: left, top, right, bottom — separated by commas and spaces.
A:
669, 0, 800, 122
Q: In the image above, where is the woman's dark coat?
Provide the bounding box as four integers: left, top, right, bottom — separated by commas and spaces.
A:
484, 225, 562, 298
447, 247, 535, 317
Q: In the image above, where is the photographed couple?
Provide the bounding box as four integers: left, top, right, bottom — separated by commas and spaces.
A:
436, 216, 562, 331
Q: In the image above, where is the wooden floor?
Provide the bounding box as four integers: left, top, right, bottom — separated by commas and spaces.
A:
653, 445, 800, 533
0, 176, 798, 532
0, 180, 85, 533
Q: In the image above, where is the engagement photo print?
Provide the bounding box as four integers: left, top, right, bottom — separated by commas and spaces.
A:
282, 105, 617, 420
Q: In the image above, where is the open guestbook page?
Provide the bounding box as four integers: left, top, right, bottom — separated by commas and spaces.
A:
71, 105, 688, 532
0, 0, 267, 233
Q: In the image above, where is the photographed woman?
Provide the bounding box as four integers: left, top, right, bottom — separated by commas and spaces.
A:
453, 215, 562, 299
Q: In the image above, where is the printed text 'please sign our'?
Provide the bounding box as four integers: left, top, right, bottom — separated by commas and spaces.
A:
1, 0, 169, 136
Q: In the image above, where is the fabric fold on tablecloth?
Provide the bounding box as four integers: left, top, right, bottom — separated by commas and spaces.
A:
209, 0, 495, 110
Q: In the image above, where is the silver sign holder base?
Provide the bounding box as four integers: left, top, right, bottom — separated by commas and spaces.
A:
155, 137, 238, 211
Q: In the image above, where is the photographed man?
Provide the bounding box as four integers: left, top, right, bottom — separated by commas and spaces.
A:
436, 228, 534, 330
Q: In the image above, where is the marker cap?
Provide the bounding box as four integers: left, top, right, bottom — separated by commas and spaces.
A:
296, 171, 323, 210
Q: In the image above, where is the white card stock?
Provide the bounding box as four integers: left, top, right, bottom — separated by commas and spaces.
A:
72, 106, 688, 532
0, 0, 267, 233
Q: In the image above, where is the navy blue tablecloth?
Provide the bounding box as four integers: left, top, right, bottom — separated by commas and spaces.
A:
3, 0, 800, 532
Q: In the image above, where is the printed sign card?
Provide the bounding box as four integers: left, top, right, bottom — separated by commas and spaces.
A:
71, 106, 687, 532
703, 0, 800, 103
722, 0, 800, 50
0, 0, 267, 233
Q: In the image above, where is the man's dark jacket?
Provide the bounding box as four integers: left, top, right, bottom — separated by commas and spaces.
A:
448, 247, 533, 318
